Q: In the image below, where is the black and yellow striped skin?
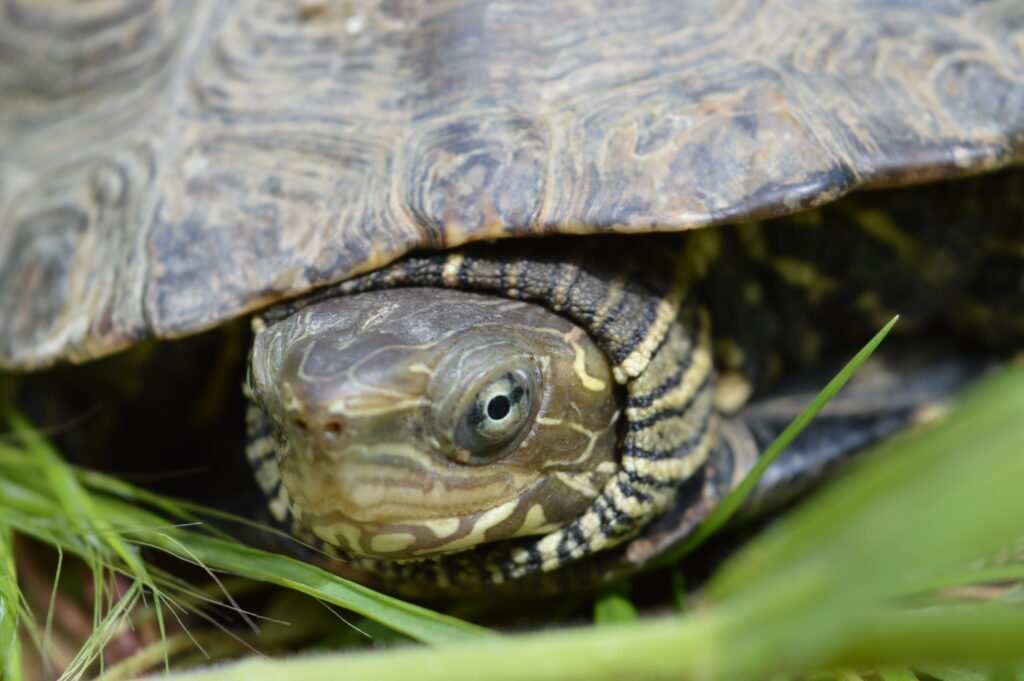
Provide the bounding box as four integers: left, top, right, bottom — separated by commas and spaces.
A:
247, 235, 719, 587
246, 170, 1024, 592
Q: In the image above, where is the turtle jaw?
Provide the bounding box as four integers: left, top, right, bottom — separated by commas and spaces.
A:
277, 434, 544, 559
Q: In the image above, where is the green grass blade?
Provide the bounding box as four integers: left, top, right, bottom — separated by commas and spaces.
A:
656, 315, 898, 565
878, 668, 920, 681
671, 571, 688, 612
917, 667, 992, 681
706, 365, 1024, 604
0, 430, 489, 647
0, 523, 22, 681
135, 602, 1024, 681
142, 366, 1024, 681
592, 587, 638, 625
43, 547, 62, 676
8, 413, 152, 585
123, 521, 491, 645
923, 565, 1024, 593
59, 581, 142, 681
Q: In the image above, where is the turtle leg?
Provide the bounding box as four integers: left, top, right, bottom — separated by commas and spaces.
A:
710, 343, 992, 519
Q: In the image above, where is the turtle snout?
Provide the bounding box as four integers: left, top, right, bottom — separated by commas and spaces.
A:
285, 412, 348, 453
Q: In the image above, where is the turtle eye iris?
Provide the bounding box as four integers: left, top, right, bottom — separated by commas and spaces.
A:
453, 370, 533, 461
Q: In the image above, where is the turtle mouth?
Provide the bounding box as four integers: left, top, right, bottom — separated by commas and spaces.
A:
287, 445, 528, 523
278, 442, 547, 559
301, 492, 550, 560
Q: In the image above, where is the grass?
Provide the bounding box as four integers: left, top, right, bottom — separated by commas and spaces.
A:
0, 433, 486, 651
2, 320, 1023, 679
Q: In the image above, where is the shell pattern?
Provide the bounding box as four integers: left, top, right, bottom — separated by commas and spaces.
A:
1, 0, 1023, 369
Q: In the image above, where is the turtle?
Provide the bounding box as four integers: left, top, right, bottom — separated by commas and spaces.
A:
1, 0, 1022, 594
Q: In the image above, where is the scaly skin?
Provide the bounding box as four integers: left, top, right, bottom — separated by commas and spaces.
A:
245, 171, 1023, 592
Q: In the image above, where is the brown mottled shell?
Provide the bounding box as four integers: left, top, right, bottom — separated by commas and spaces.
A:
2, 0, 1023, 368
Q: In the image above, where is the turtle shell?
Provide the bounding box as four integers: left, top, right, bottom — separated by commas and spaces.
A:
2, 0, 1023, 369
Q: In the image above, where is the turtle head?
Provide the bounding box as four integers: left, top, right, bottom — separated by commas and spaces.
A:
247, 287, 620, 560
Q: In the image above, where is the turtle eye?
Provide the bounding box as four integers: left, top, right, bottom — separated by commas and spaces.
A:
453, 370, 533, 461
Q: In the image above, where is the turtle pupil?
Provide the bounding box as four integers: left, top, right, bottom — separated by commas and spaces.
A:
487, 395, 511, 421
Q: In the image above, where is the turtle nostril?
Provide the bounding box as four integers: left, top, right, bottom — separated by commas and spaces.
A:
324, 420, 344, 437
